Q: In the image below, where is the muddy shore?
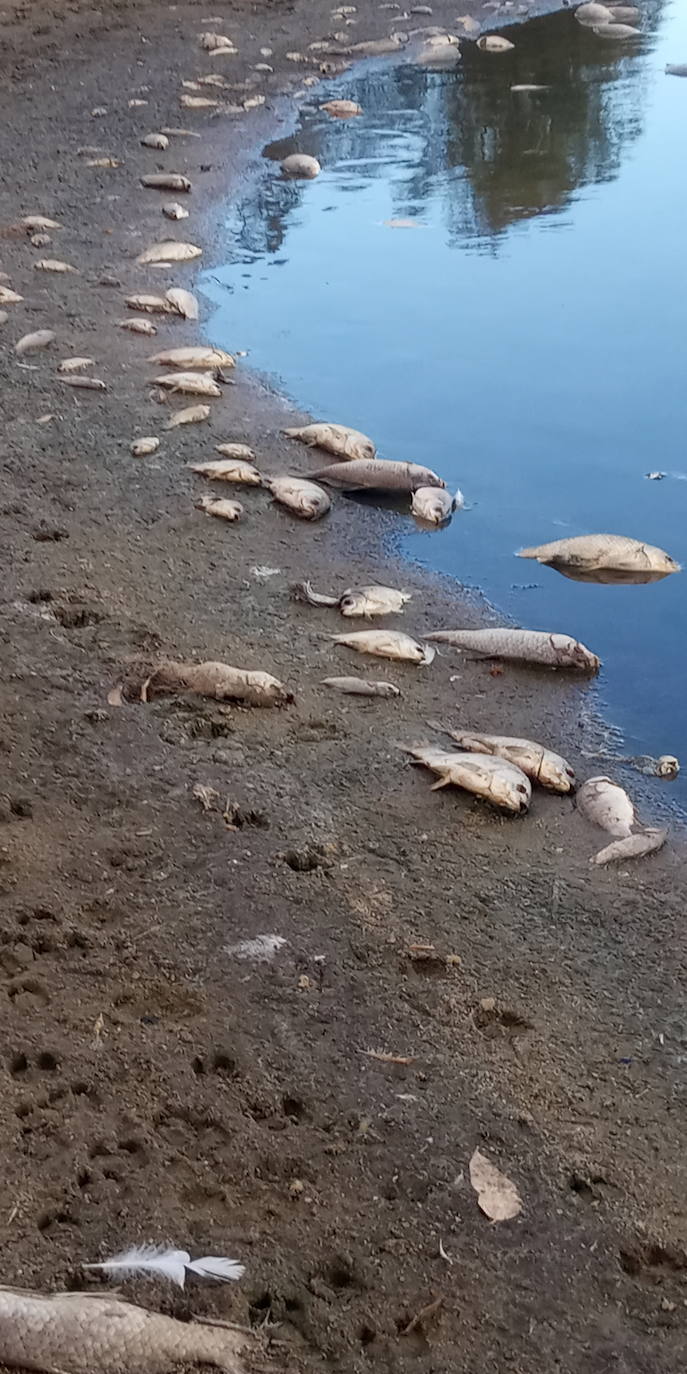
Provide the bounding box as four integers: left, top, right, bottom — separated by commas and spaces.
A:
1, 1, 685, 1371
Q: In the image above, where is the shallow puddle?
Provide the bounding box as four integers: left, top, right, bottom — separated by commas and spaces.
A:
203, 2, 687, 800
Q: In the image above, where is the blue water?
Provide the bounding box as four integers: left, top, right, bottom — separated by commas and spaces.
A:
203, 3, 687, 794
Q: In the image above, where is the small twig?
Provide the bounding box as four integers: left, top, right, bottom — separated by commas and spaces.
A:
401, 1295, 443, 1336
362, 1049, 417, 1066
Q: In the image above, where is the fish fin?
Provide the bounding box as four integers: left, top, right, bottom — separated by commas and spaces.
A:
430, 775, 452, 790
292, 580, 338, 607
83, 1246, 190, 1288
515, 547, 538, 559
420, 644, 436, 665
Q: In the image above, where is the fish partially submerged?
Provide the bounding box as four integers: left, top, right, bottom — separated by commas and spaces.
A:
0, 1286, 250, 1374
424, 627, 600, 672
445, 730, 575, 792
284, 422, 376, 462
331, 630, 434, 664
411, 486, 461, 524
143, 660, 291, 707
518, 534, 680, 583
322, 677, 400, 697
281, 154, 321, 178
591, 828, 667, 866
264, 475, 331, 519
402, 745, 531, 813
310, 458, 445, 491
576, 776, 635, 838
294, 581, 411, 617
191, 459, 262, 486
574, 1, 615, 23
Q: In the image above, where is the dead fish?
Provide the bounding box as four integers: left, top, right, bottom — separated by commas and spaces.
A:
19, 214, 61, 230
196, 493, 244, 522
85, 157, 123, 168
141, 132, 170, 149
164, 404, 211, 429
34, 258, 77, 273
295, 580, 411, 617
445, 730, 575, 792
30, 232, 50, 247
0, 1286, 250, 1374
129, 97, 148, 106
163, 201, 190, 220
424, 627, 600, 672
118, 317, 158, 335
154, 372, 222, 397
190, 458, 262, 485
402, 745, 531, 813
15, 329, 55, 356
57, 356, 94, 373
518, 534, 680, 576
199, 30, 236, 50
331, 630, 434, 664
0, 286, 23, 304
455, 14, 480, 35
606, 4, 640, 19
145, 659, 291, 706
0, 311, 7, 325
131, 436, 160, 457
574, 0, 614, 22
322, 676, 400, 697
477, 34, 515, 52
345, 36, 405, 54
181, 94, 221, 108
60, 376, 107, 390
149, 346, 234, 369
284, 422, 376, 462
411, 486, 459, 524
311, 458, 445, 492
125, 293, 176, 314
666, 63, 687, 76
216, 442, 255, 460
320, 99, 362, 117
161, 128, 202, 138
413, 33, 462, 65
591, 828, 667, 867
593, 21, 640, 37
511, 83, 549, 91
138, 241, 202, 265
141, 173, 192, 192
576, 776, 634, 838
197, 73, 230, 87
166, 287, 199, 320
281, 154, 321, 178
265, 474, 331, 519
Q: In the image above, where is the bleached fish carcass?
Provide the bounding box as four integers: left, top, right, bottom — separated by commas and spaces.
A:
15, 330, 55, 356
281, 154, 321, 178
60, 376, 107, 390
141, 132, 170, 149
141, 173, 192, 192
605, 5, 640, 20
284, 422, 376, 462
18, 214, 61, 230
411, 486, 456, 524
149, 346, 234, 369
164, 404, 211, 429
34, 258, 77, 273
592, 21, 640, 36
574, 1, 614, 23
320, 99, 362, 117
413, 33, 462, 65
196, 493, 243, 522
199, 30, 236, 50
137, 241, 202, 265
403, 745, 531, 813
0, 286, 24, 304
131, 437, 160, 457
180, 94, 221, 108
216, 442, 255, 460
264, 475, 331, 519
146, 660, 291, 706
446, 731, 575, 792
190, 459, 261, 485
576, 776, 634, 838
322, 677, 400, 697
58, 357, 94, 373
295, 580, 411, 617
125, 294, 176, 314
311, 458, 445, 492
518, 533, 680, 578
119, 317, 158, 335
166, 288, 199, 320
0, 1286, 250, 1374
155, 371, 222, 397
331, 630, 434, 664
591, 828, 667, 866
477, 34, 515, 51
163, 201, 190, 220
666, 63, 687, 76
424, 627, 601, 672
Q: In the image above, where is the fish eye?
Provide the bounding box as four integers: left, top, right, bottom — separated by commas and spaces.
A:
516, 784, 528, 794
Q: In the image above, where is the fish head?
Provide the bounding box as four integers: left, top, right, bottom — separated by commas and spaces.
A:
554, 636, 601, 672
656, 754, 679, 778
542, 760, 576, 793
663, 554, 682, 573
356, 439, 377, 462
252, 672, 294, 705
340, 591, 367, 615
499, 773, 532, 813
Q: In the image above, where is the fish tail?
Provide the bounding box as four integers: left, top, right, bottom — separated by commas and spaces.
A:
516, 546, 538, 559
183, 1316, 251, 1372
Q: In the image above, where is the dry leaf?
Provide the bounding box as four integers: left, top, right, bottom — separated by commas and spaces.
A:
469, 1149, 522, 1222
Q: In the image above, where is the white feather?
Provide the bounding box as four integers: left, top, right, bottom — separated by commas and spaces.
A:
186, 1255, 245, 1282
83, 1246, 191, 1288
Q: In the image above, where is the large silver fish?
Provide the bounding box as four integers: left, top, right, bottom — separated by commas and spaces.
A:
284, 422, 376, 462
190, 459, 262, 486
403, 745, 531, 813
331, 629, 434, 664
424, 627, 600, 672
322, 676, 400, 697
294, 581, 411, 617
518, 534, 680, 579
264, 475, 331, 519
0, 1287, 249, 1374
576, 776, 635, 838
145, 660, 291, 706
310, 458, 445, 491
445, 730, 575, 792
591, 828, 667, 866
411, 486, 459, 524
574, 1, 615, 23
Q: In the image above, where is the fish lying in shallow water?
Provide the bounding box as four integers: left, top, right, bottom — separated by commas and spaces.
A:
591, 828, 667, 866
518, 534, 680, 577
445, 730, 575, 792
0, 1287, 250, 1374
294, 581, 411, 617
424, 627, 600, 672
411, 486, 461, 524
576, 776, 635, 838
331, 630, 434, 664
310, 458, 445, 492
402, 745, 531, 813
284, 422, 376, 462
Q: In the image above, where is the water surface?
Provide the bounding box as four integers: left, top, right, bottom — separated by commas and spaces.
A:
203, 3, 687, 797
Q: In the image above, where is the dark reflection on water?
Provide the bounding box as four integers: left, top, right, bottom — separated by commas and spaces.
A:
204, 1, 687, 801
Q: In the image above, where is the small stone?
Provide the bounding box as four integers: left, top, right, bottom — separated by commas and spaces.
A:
480, 996, 497, 1013
289, 1178, 305, 1198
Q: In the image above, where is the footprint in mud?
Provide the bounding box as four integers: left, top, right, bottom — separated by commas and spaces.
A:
473, 998, 533, 1037
281, 844, 336, 873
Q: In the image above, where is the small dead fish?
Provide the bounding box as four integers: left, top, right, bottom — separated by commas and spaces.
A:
145, 659, 291, 706
164, 404, 211, 429
131, 436, 160, 457
265, 475, 331, 519
190, 459, 261, 485
518, 534, 680, 577
215, 442, 255, 460
284, 421, 376, 462
345, 36, 405, 54
424, 627, 600, 672
154, 372, 222, 397
129, 97, 149, 106
576, 776, 635, 838
15, 329, 55, 356
30, 234, 50, 247
199, 30, 236, 50
322, 676, 400, 697
402, 745, 531, 813
477, 34, 515, 51
124, 293, 176, 314
137, 241, 202, 264
161, 128, 202, 138
0, 1286, 250, 1374
295, 581, 411, 617
592, 21, 640, 37
149, 346, 234, 369
58, 356, 94, 373
60, 375, 107, 390
331, 630, 434, 664
166, 288, 199, 320
118, 317, 158, 335
197, 74, 230, 87
141, 132, 170, 149
605, 4, 639, 19
666, 63, 687, 76
34, 258, 77, 273
575, 0, 615, 22
0, 286, 24, 304
445, 731, 575, 792
163, 201, 190, 220
85, 157, 123, 168
592, 828, 667, 867
196, 493, 243, 521
320, 99, 362, 117
411, 486, 459, 524
311, 458, 445, 492
413, 34, 462, 66
511, 83, 549, 91
281, 154, 321, 178
181, 94, 221, 108
141, 173, 192, 192
19, 214, 61, 230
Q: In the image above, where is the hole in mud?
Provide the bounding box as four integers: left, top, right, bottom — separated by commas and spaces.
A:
327, 1257, 354, 1290
360, 1324, 376, 1347
37, 1051, 59, 1071
282, 847, 330, 873
249, 1291, 273, 1326
37, 1209, 74, 1232
9, 1052, 28, 1076
282, 1095, 305, 1121
212, 1051, 238, 1077
15, 1102, 32, 1119
77, 1168, 92, 1189
53, 604, 102, 630
192, 1056, 206, 1076
27, 589, 54, 604
119, 1137, 145, 1156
